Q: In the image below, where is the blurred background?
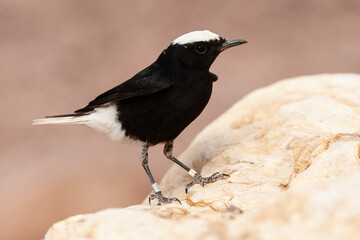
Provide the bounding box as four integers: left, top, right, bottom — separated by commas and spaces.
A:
0, 0, 359, 239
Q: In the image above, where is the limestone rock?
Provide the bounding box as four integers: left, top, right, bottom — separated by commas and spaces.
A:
45, 74, 360, 240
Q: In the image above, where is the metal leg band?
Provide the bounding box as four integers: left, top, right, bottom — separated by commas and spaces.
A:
188, 169, 197, 177
152, 183, 161, 193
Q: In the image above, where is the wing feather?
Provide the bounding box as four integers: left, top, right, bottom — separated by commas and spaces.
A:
75, 63, 172, 113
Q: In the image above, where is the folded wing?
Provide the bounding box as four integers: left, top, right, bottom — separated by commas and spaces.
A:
75, 63, 173, 114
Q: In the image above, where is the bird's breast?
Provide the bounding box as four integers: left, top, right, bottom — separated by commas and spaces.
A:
117, 76, 213, 144
171, 79, 212, 112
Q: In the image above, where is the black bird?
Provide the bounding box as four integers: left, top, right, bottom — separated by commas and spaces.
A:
33, 30, 247, 205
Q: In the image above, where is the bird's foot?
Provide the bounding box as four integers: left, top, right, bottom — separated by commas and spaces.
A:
185, 172, 230, 193
149, 191, 181, 206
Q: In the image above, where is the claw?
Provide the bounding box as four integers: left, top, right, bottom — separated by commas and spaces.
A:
149, 191, 182, 206
185, 172, 230, 194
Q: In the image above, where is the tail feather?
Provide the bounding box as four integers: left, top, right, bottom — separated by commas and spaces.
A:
32, 115, 90, 125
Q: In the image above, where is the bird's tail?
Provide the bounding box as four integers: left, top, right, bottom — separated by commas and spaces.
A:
32, 114, 90, 125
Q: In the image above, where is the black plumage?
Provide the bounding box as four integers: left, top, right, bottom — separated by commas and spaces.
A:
74, 39, 224, 144
34, 30, 247, 205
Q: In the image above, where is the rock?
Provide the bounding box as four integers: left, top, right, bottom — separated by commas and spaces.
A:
45, 74, 360, 240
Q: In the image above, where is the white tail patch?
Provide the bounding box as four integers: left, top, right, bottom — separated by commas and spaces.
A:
33, 104, 134, 143
32, 116, 89, 125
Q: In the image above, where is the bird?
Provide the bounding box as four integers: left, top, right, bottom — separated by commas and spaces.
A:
33, 30, 247, 205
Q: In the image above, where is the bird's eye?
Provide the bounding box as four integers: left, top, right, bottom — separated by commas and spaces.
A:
194, 44, 207, 54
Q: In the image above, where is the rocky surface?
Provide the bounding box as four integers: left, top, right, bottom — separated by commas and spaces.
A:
45, 74, 360, 240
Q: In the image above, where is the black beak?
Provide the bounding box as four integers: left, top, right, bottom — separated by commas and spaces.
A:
220, 39, 247, 51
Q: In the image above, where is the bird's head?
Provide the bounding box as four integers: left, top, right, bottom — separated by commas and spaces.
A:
159, 30, 247, 71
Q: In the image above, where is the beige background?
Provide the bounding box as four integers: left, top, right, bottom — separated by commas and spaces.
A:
1, 0, 359, 239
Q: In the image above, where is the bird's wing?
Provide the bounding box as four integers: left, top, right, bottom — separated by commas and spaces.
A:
75, 63, 173, 113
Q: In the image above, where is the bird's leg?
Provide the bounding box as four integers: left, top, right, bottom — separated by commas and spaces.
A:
164, 141, 230, 193
141, 143, 181, 206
